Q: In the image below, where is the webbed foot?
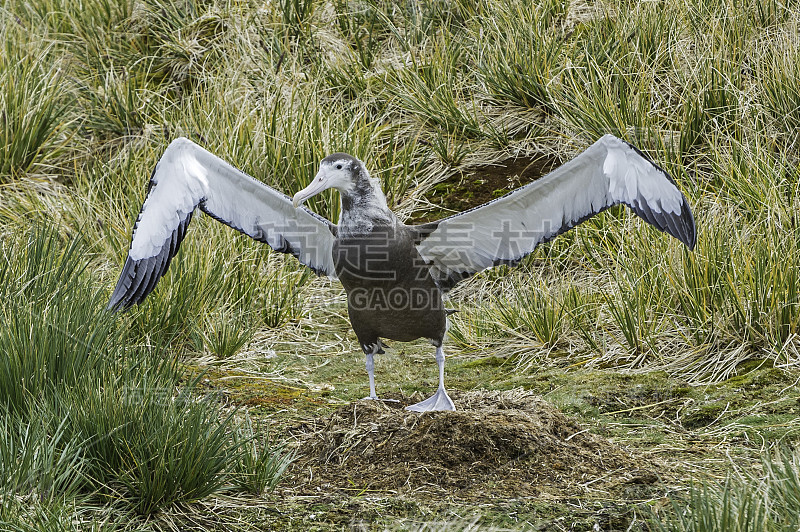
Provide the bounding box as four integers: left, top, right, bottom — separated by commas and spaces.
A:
405, 386, 455, 412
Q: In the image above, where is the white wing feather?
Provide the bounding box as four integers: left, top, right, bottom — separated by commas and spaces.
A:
109, 137, 336, 309
415, 135, 696, 290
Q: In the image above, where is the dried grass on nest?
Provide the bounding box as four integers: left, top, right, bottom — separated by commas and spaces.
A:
284, 389, 671, 502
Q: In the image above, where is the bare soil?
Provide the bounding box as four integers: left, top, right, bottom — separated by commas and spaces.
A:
412, 154, 562, 223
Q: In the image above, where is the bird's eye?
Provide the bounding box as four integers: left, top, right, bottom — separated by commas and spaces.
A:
336, 164, 343, 170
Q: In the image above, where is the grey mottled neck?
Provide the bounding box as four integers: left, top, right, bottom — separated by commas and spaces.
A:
338, 166, 394, 233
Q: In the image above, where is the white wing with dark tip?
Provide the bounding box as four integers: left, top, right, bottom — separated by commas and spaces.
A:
108, 137, 337, 310
414, 134, 697, 290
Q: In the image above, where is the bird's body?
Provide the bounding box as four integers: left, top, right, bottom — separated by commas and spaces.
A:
335, 222, 446, 348
108, 135, 697, 412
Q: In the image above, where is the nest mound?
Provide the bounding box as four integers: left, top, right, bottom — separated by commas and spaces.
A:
288, 390, 662, 500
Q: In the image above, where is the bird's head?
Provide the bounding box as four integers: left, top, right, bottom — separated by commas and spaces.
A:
292, 153, 364, 208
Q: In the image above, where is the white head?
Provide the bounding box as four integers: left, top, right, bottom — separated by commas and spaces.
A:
292, 153, 364, 208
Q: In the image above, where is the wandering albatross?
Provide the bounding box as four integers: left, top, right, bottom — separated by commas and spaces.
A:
108, 135, 696, 412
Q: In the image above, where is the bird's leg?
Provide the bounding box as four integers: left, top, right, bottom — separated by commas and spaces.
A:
361, 343, 399, 403
364, 349, 377, 400
406, 346, 455, 412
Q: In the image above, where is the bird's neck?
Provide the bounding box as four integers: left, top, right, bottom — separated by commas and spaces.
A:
338, 173, 395, 234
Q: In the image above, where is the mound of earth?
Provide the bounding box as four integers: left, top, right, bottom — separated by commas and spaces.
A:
285, 390, 664, 501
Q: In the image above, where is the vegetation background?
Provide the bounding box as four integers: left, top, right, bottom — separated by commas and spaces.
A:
1, 0, 799, 529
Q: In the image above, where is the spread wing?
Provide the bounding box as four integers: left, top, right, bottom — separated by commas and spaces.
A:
108, 137, 336, 310
415, 134, 696, 291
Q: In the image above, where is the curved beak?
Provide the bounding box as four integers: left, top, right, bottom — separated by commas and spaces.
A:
292, 172, 330, 208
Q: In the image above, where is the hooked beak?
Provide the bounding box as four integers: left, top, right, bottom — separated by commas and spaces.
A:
292, 171, 330, 208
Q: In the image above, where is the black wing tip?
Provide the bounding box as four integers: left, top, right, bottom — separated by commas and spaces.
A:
670, 190, 697, 251
618, 138, 698, 251
106, 260, 163, 312
683, 206, 698, 251
107, 272, 142, 311
106, 263, 147, 312
106, 294, 137, 312
106, 212, 193, 313
676, 224, 697, 251
637, 199, 697, 251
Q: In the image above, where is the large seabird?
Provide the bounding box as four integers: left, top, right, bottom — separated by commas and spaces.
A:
108, 135, 696, 412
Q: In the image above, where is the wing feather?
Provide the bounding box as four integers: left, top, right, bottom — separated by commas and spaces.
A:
415, 135, 696, 291
108, 138, 336, 310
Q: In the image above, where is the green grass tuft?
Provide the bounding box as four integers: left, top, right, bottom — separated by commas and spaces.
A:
655, 447, 800, 532
0, 25, 71, 180
0, 225, 292, 520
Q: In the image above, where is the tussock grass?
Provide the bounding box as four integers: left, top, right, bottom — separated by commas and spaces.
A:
0, 226, 292, 524
477, 0, 566, 114
655, 447, 800, 532
759, 31, 800, 149
0, 499, 119, 532
0, 409, 87, 503
0, 25, 71, 180
229, 417, 294, 496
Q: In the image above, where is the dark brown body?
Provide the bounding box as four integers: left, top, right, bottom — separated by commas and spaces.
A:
333, 223, 446, 353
